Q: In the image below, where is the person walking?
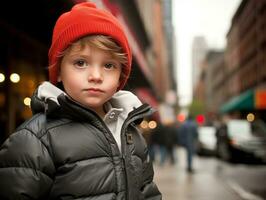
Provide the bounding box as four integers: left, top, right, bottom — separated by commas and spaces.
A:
179, 114, 198, 173
149, 122, 166, 165
0, 2, 161, 199
164, 124, 178, 165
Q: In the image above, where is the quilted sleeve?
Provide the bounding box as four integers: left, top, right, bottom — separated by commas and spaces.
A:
0, 128, 55, 199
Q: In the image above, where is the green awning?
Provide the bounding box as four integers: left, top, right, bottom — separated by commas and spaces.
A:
220, 89, 254, 113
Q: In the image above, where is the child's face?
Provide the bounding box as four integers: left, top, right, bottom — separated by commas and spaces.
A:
58, 44, 122, 113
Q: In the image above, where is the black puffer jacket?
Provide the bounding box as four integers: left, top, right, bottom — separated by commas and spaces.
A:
0, 84, 161, 200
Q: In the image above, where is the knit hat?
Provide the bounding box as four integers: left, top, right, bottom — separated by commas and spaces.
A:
48, 2, 132, 90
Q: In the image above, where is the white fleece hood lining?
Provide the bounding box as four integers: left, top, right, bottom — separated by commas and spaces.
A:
37, 81, 66, 105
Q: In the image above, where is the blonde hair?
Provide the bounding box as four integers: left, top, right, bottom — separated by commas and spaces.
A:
71, 35, 127, 65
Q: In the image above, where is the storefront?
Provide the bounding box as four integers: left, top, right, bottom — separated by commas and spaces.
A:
220, 89, 266, 121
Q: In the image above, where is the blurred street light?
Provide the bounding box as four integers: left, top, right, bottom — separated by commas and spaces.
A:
0, 73, 5, 83
10, 73, 20, 83
177, 113, 186, 123
196, 114, 205, 125
247, 113, 255, 122
148, 120, 157, 129
23, 97, 31, 107
140, 120, 149, 129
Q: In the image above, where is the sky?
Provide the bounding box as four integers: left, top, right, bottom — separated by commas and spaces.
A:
172, 0, 242, 107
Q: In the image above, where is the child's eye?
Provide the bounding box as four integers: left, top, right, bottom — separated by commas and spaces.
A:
73, 60, 87, 68
104, 63, 116, 69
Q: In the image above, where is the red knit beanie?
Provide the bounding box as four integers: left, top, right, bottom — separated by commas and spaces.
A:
48, 2, 132, 90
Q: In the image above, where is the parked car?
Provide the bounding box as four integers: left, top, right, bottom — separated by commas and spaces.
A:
196, 126, 217, 156
216, 119, 266, 163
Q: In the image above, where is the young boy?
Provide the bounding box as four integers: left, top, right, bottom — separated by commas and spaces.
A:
0, 2, 161, 200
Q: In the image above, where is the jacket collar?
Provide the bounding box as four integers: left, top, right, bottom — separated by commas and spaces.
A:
30, 82, 153, 123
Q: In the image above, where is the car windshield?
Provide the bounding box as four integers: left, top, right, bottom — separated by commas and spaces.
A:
227, 119, 266, 139
227, 120, 252, 139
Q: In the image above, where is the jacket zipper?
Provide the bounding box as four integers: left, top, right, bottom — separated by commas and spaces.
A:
121, 155, 129, 200
98, 111, 150, 200
119, 104, 154, 200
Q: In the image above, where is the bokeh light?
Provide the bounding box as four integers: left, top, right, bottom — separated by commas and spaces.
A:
10, 73, 20, 83
140, 120, 149, 129
23, 97, 31, 107
0, 73, 5, 83
148, 120, 157, 129
247, 113, 255, 122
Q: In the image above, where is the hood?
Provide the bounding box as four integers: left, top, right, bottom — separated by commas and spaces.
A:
31, 82, 65, 114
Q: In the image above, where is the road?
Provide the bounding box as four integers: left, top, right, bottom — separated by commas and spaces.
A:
153, 148, 266, 200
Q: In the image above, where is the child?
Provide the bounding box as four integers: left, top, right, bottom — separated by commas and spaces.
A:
0, 2, 162, 200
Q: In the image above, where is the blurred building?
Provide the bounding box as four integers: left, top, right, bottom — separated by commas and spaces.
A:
211, 52, 227, 111
0, 0, 177, 143
193, 50, 224, 123
135, 0, 176, 99
162, 0, 177, 92
193, 0, 266, 122
220, 0, 266, 120
192, 36, 208, 91
204, 51, 225, 116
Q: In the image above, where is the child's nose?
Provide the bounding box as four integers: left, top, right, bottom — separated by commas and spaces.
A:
88, 65, 103, 82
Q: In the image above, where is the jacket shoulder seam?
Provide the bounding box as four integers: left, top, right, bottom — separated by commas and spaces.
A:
16, 127, 46, 145
41, 121, 74, 137
16, 113, 43, 131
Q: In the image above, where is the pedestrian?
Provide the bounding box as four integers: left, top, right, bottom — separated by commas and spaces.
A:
0, 2, 161, 199
179, 114, 198, 173
164, 124, 178, 165
149, 122, 167, 165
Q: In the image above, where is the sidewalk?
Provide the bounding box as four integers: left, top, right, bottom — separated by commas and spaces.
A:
153, 148, 242, 200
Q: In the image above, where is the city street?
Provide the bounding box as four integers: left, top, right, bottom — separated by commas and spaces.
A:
153, 148, 266, 200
